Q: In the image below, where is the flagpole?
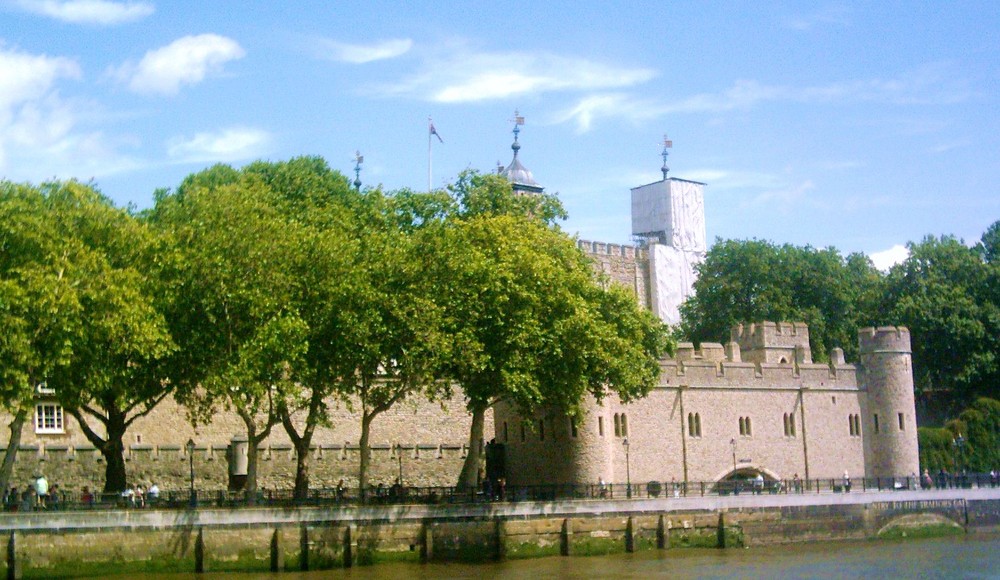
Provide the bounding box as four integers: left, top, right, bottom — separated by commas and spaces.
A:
428, 116, 433, 192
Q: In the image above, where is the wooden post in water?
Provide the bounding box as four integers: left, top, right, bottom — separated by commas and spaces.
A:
657, 515, 667, 549
299, 526, 309, 571
269, 529, 282, 572
494, 517, 507, 561
717, 512, 727, 548
625, 517, 635, 553
7, 531, 20, 580
420, 522, 433, 562
342, 525, 353, 568
194, 527, 205, 573
560, 518, 572, 556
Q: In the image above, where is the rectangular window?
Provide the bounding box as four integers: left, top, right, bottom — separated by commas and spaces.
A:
874, 414, 880, 434
598, 416, 604, 437
35, 404, 64, 434
898, 413, 905, 430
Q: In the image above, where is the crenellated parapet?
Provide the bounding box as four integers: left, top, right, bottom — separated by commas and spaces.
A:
576, 239, 645, 259
732, 321, 812, 365
858, 326, 911, 354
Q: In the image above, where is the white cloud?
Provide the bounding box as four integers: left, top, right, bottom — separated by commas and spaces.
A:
869, 244, 909, 271
15, 0, 153, 24
114, 34, 244, 95
313, 38, 412, 64
166, 127, 270, 163
784, 5, 851, 31
382, 49, 655, 104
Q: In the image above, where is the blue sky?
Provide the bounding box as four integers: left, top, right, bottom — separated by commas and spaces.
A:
1, 1, 997, 268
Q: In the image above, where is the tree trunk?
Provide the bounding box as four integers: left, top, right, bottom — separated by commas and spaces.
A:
359, 413, 374, 502
292, 437, 311, 500
102, 410, 128, 493
0, 409, 28, 493
240, 414, 259, 505
457, 404, 487, 490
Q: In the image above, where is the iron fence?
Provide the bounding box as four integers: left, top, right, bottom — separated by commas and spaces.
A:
3, 471, 996, 512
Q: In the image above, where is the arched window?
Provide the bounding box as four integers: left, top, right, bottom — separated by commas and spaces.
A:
854, 414, 861, 436
695, 413, 702, 437
739, 417, 746, 436
614, 413, 621, 437
790, 414, 796, 436
687, 413, 693, 436
849, 415, 855, 436
621, 414, 628, 437
598, 416, 605, 437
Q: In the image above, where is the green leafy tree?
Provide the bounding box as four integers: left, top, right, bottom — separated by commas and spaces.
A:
680, 239, 884, 362
0, 182, 83, 491
438, 172, 671, 489
883, 235, 999, 414
36, 182, 176, 493
150, 173, 311, 499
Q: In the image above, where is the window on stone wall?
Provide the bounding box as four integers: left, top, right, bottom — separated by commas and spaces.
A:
739, 416, 752, 437
849, 415, 856, 436
614, 413, 621, 437
898, 412, 905, 431
873, 413, 880, 434
688, 412, 702, 437
784, 413, 797, 437
621, 414, 628, 437
34, 403, 63, 434
599, 416, 604, 437
854, 414, 861, 436
739, 417, 746, 436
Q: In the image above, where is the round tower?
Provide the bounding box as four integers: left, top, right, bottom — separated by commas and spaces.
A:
494, 396, 613, 486
858, 326, 920, 478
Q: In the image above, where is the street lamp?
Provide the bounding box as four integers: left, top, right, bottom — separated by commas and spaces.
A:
623, 437, 631, 499
186, 438, 196, 507
730, 438, 737, 474
953, 434, 966, 486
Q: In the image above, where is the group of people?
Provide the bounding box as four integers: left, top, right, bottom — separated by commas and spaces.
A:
119, 482, 160, 508
3, 473, 60, 511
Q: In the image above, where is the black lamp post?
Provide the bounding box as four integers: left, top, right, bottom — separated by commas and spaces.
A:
953, 434, 966, 486
623, 437, 631, 499
186, 438, 196, 507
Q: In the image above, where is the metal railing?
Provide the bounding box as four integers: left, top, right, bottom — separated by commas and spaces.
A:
3, 472, 996, 512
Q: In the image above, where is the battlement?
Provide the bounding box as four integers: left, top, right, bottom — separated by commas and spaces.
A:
577, 239, 644, 259
732, 322, 812, 365
858, 326, 911, 354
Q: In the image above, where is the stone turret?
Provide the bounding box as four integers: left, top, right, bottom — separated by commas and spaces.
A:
733, 322, 812, 365
858, 326, 919, 477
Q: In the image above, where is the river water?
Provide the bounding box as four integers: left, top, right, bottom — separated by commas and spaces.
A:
145, 534, 999, 579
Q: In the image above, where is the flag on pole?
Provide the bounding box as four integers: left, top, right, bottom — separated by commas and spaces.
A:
429, 120, 443, 143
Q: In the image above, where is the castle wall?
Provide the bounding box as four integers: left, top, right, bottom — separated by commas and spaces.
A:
577, 240, 650, 310
4, 392, 488, 493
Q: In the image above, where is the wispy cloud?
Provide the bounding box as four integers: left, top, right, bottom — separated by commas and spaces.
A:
166, 127, 270, 163
0, 46, 143, 180
111, 34, 244, 95
381, 47, 655, 103
868, 244, 909, 271
312, 38, 412, 64
556, 63, 973, 132
15, 0, 154, 25
784, 4, 851, 31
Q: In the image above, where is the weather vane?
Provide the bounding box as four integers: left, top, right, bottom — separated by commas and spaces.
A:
510, 109, 525, 157
661, 134, 673, 180
353, 150, 363, 191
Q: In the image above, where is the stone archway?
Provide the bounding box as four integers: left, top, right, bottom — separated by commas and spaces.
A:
712, 466, 782, 495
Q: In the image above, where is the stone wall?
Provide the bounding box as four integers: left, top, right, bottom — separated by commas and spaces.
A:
1, 492, 992, 576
